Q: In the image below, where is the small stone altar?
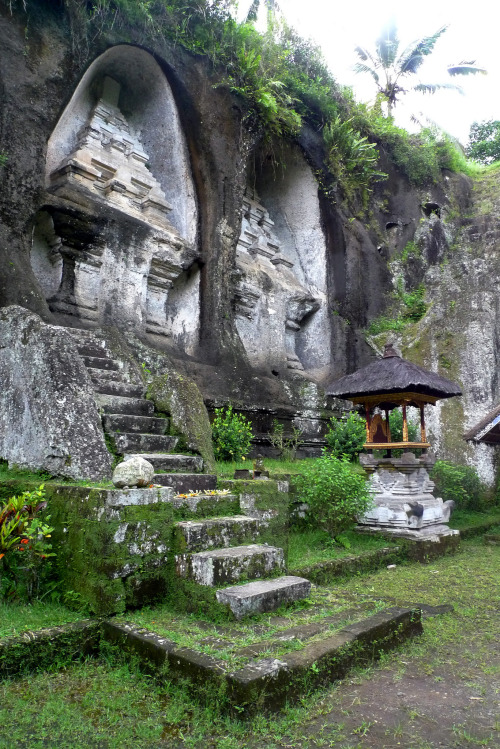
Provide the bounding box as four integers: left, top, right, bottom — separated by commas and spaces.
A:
359, 451, 457, 539
327, 343, 462, 542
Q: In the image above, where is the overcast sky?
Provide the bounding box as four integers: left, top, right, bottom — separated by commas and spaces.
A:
237, 0, 497, 145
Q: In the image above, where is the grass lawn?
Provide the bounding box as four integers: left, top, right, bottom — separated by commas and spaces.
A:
0, 538, 498, 748
451, 507, 500, 530
288, 527, 399, 568
0, 602, 85, 639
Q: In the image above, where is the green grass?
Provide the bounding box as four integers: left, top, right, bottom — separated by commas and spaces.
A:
215, 457, 319, 479
0, 461, 113, 489
0, 539, 497, 748
451, 508, 500, 530
288, 527, 399, 569
0, 601, 85, 639
115, 586, 382, 670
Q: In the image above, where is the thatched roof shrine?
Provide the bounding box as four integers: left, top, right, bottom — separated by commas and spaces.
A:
327, 343, 462, 405
463, 404, 500, 444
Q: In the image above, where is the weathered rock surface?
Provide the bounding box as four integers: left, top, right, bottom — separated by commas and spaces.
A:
216, 576, 311, 619
0, 306, 112, 480
147, 371, 215, 472
112, 456, 154, 488
0, 2, 498, 482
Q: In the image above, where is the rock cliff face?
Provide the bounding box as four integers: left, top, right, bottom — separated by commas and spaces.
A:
370, 171, 500, 485
0, 2, 498, 481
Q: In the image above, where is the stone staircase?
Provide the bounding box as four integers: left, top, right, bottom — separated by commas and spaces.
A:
62, 326, 311, 618
66, 327, 216, 493
172, 508, 310, 618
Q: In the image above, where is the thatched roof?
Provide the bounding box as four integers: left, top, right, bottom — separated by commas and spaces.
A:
463, 404, 500, 444
327, 343, 462, 401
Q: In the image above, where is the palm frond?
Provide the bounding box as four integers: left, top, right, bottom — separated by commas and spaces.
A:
375, 20, 399, 68
398, 26, 448, 75
447, 62, 487, 77
353, 62, 380, 84
413, 82, 463, 95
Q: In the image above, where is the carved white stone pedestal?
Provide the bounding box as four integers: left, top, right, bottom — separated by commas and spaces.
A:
358, 451, 458, 540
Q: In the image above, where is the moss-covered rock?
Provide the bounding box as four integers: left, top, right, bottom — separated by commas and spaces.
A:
148, 372, 215, 473
218, 479, 290, 564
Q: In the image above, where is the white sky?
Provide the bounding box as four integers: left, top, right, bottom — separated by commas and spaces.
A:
237, 0, 498, 145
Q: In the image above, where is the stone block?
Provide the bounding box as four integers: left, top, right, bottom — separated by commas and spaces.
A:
95, 394, 154, 416
179, 544, 284, 586
147, 371, 216, 473
113, 433, 177, 454
219, 479, 290, 564
126, 453, 203, 472
216, 576, 311, 618
173, 515, 260, 553
92, 380, 145, 399
153, 473, 216, 493
83, 355, 120, 371
103, 414, 168, 434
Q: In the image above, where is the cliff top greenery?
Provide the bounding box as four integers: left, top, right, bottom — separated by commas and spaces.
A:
7, 0, 486, 199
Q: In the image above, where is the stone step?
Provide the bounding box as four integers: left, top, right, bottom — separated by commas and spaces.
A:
125, 453, 203, 472
113, 432, 177, 454
177, 544, 285, 586
76, 342, 111, 359
95, 394, 155, 416
83, 356, 120, 371
153, 473, 217, 493
103, 414, 169, 435
216, 576, 311, 619
92, 379, 145, 399
89, 368, 130, 384
66, 326, 101, 339
173, 516, 260, 553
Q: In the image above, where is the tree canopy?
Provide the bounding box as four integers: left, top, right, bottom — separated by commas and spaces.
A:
354, 21, 486, 116
466, 120, 500, 164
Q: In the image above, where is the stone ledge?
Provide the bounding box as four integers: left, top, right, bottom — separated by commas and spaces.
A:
0, 619, 101, 679
356, 527, 461, 563
289, 546, 403, 585
216, 576, 311, 618
101, 606, 422, 713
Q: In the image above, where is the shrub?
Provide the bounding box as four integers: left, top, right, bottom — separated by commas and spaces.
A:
211, 404, 253, 462
325, 411, 366, 461
388, 408, 419, 443
267, 419, 303, 461
295, 452, 372, 537
430, 460, 485, 511
0, 485, 55, 601
323, 116, 387, 201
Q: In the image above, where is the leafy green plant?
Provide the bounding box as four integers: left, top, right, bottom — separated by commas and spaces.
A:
367, 282, 428, 335
430, 460, 485, 511
295, 452, 372, 537
323, 116, 387, 201
0, 485, 55, 601
211, 404, 253, 462
267, 419, 303, 461
325, 412, 366, 461
466, 120, 500, 165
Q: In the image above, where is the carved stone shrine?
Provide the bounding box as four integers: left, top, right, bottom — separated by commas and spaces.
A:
327, 343, 462, 540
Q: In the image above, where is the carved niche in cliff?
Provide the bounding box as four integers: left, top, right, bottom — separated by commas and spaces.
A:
234, 148, 331, 378
32, 46, 200, 354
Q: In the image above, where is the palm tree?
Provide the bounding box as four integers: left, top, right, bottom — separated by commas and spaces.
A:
354, 22, 486, 117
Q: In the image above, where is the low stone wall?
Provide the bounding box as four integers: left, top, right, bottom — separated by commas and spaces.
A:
0, 481, 240, 615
